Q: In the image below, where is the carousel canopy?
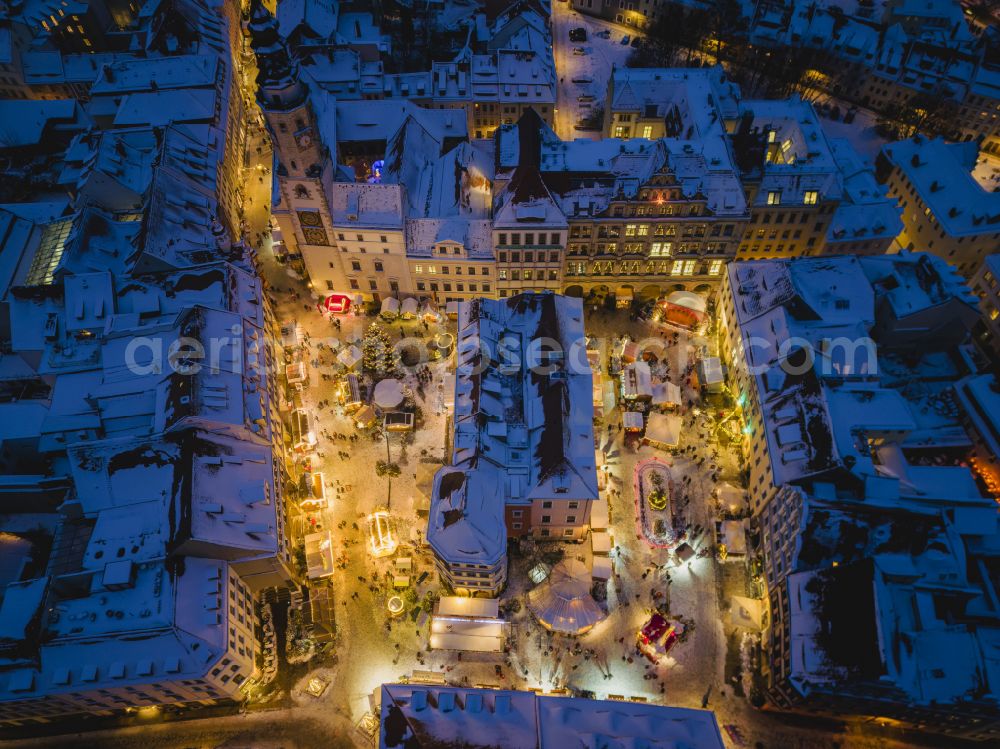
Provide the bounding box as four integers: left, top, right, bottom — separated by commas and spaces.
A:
373, 378, 405, 410
527, 559, 606, 635
665, 290, 707, 314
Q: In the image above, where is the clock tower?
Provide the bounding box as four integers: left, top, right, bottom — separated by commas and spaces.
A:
247, 0, 323, 178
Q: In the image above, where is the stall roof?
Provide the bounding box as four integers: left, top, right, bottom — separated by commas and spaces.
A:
591, 530, 612, 555
646, 412, 682, 448
437, 596, 500, 619
590, 497, 610, 531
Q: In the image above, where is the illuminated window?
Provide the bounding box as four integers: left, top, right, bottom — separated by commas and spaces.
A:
625, 224, 637, 237
767, 191, 781, 206
641, 125, 653, 139
613, 126, 627, 138
427, 265, 437, 274
414, 265, 423, 273
637, 224, 649, 236
25, 219, 72, 286
670, 260, 684, 275
803, 190, 819, 205
682, 260, 696, 275
650, 242, 672, 257
708, 260, 723, 275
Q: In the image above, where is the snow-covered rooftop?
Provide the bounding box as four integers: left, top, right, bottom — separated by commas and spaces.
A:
380, 684, 726, 748
880, 137, 1000, 237
428, 294, 598, 566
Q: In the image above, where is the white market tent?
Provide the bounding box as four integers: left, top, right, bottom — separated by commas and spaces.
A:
430, 597, 505, 652
421, 301, 442, 323
652, 381, 682, 407
592, 557, 613, 581
623, 361, 653, 400
380, 297, 400, 318
441, 373, 456, 410
400, 297, 418, 318
304, 531, 335, 579
338, 344, 362, 370
645, 412, 682, 449
719, 520, 748, 558
527, 559, 606, 635
591, 530, 612, 556
623, 411, 644, 432
590, 497, 610, 531
373, 378, 405, 410
699, 356, 724, 391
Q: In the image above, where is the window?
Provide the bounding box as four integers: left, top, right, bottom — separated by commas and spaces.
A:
380, 235, 387, 243
374, 261, 383, 272
803, 190, 819, 205
325, 280, 334, 290
650, 242, 672, 257
563, 529, 574, 537
670, 260, 684, 275
427, 265, 437, 274
512, 522, 522, 530
525, 233, 534, 245
541, 515, 551, 523
614, 125, 628, 137
511, 234, 521, 245
414, 264, 423, 273
542, 501, 552, 508
767, 191, 781, 205
498, 233, 507, 245
566, 515, 577, 524
540, 529, 550, 537
417, 281, 426, 291
625, 224, 637, 237
349, 279, 359, 289
641, 125, 653, 139
499, 269, 508, 280
568, 502, 579, 509
351, 260, 361, 271
708, 260, 723, 275
637, 224, 649, 236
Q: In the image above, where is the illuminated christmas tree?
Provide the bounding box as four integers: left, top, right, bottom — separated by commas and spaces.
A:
361, 322, 399, 378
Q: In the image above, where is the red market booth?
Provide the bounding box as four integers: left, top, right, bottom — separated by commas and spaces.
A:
659, 291, 706, 330
321, 293, 352, 315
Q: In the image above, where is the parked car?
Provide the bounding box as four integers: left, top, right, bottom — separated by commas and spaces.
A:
630, 36, 642, 47
569, 27, 587, 42
572, 46, 587, 55
620, 34, 630, 45
596, 29, 611, 38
